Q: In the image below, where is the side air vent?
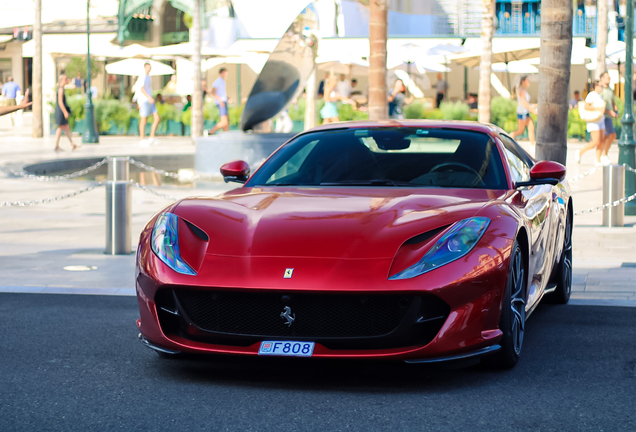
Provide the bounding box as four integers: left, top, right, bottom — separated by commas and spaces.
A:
404, 225, 449, 245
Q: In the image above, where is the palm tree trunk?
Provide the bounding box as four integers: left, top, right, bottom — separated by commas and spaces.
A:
596, 0, 607, 79
535, 0, 573, 164
191, 0, 203, 139
368, 0, 388, 121
32, 0, 43, 138
478, 0, 494, 124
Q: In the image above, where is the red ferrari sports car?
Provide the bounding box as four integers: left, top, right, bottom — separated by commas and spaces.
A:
136, 120, 572, 368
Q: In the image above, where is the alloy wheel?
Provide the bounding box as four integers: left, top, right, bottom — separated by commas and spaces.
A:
510, 246, 526, 356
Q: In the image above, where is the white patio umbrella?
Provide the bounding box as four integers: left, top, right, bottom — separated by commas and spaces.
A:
316, 55, 369, 76
146, 42, 234, 57
491, 61, 538, 74
454, 47, 541, 92
203, 53, 270, 74
105, 59, 175, 76
387, 57, 450, 73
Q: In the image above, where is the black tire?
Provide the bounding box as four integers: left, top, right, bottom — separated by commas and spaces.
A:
487, 241, 526, 369
551, 208, 573, 304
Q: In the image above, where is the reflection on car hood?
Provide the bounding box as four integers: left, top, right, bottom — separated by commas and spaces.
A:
174, 187, 504, 259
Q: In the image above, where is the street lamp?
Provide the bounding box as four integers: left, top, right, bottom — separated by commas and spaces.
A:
619, 0, 636, 214
83, 0, 99, 144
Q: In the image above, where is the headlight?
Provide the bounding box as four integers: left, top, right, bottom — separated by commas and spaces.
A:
389, 217, 490, 280
151, 213, 196, 275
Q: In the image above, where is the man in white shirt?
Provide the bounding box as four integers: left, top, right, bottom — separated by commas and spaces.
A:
208, 68, 229, 135
135, 63, 160, 144
336, 74, 352, 98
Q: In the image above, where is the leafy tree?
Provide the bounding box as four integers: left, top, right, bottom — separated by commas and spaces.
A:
64, 56, 99, 80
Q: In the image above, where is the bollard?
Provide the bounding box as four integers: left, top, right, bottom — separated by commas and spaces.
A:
602, 164, 625, 227
107, 156, 130, 181
105, 157, 131, 255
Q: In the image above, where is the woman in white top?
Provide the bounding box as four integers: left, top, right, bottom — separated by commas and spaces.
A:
575, 80, 606, 166
510, 76, 537, 146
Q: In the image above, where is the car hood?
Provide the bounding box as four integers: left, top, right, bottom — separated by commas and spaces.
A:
174, 187, 504, 259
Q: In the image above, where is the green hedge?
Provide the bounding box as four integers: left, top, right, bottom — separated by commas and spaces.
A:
95, 99, 135, 133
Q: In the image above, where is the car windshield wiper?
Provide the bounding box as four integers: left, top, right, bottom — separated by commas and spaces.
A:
320, 179, 414, 187
263, 182, 301, 186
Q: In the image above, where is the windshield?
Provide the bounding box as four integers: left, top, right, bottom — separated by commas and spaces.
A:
246, 127, 508, 189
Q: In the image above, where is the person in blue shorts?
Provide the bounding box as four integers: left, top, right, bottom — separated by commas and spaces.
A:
510, 76, 537, 146
134, 63, 160, 145
599, 71, 618, 166
208, 68, 229, 135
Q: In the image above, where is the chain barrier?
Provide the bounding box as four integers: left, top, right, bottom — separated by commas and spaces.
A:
574, 191, 636, 216
3, 158, 108, 181
0, 181, 106, 207
131, 181, 179, 201
567, 166, 600, 183
128, 158, 218, 181
624, 164, 636, 174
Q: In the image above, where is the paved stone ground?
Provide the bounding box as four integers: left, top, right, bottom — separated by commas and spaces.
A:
1, 113, 635, 305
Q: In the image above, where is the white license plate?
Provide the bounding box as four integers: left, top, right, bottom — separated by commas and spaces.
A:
258, 341, 315, 357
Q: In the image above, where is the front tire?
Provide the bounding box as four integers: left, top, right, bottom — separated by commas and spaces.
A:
551, 208, 573, 304
488, 241, 526, 369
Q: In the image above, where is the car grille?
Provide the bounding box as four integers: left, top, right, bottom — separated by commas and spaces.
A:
174, 289, 413, 338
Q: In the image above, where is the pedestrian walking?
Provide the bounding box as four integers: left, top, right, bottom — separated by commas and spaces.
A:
53, 75, 79, 152
510, 76, 537, 146
569, 90, 581, 109
576, 80, 607, 166
2, 76, 21, 126
598, 71, 618, 165
183, 95, 192, 112
318, 72, 328, 98
134, 62, 161, 145
434, 73, 448, 108
337, 74, 352, 98
73, 72, 83, 93
320, 75, 341, 124
207, 68, 229, 135
388, 79, 413, 120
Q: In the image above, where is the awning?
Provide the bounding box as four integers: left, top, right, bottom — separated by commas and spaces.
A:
22, 33, 118, 57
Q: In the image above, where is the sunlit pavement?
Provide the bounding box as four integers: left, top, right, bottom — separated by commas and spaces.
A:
0, 114, 634, 305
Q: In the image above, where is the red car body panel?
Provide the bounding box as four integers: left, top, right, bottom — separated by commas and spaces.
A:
135, 120, 571, 362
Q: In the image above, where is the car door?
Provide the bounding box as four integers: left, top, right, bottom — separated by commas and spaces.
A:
499, 135, 554, 310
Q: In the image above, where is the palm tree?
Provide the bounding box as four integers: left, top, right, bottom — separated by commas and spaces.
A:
191, 0, 203, 139
478, 0, 494, 124
32, 0, 42, 138
535, 0, 573, 164
368, 0, 388, 121
596, 0, 608, 79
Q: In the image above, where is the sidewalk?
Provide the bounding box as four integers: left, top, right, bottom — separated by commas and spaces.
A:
519, 139, 636, 307
1, 114, 635, 306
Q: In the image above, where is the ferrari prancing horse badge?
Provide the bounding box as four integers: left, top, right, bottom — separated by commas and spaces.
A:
284, 268, 294, 278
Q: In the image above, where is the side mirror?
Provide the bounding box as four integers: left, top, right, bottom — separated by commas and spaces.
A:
516, 161, 566, 188
220, 160, 250, 184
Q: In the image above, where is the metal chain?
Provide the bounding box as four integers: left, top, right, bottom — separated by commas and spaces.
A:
574, 192, 636, 216
0, 181, 106, 207
129, 158, 180, 179
567, 166, 600, 183
131, 181, 179, 201
3, 158, 108, 181
128, 158, 218, 180
623, 164, 636, 174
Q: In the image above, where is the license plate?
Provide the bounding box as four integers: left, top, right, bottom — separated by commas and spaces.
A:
258, 341, 315, 357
